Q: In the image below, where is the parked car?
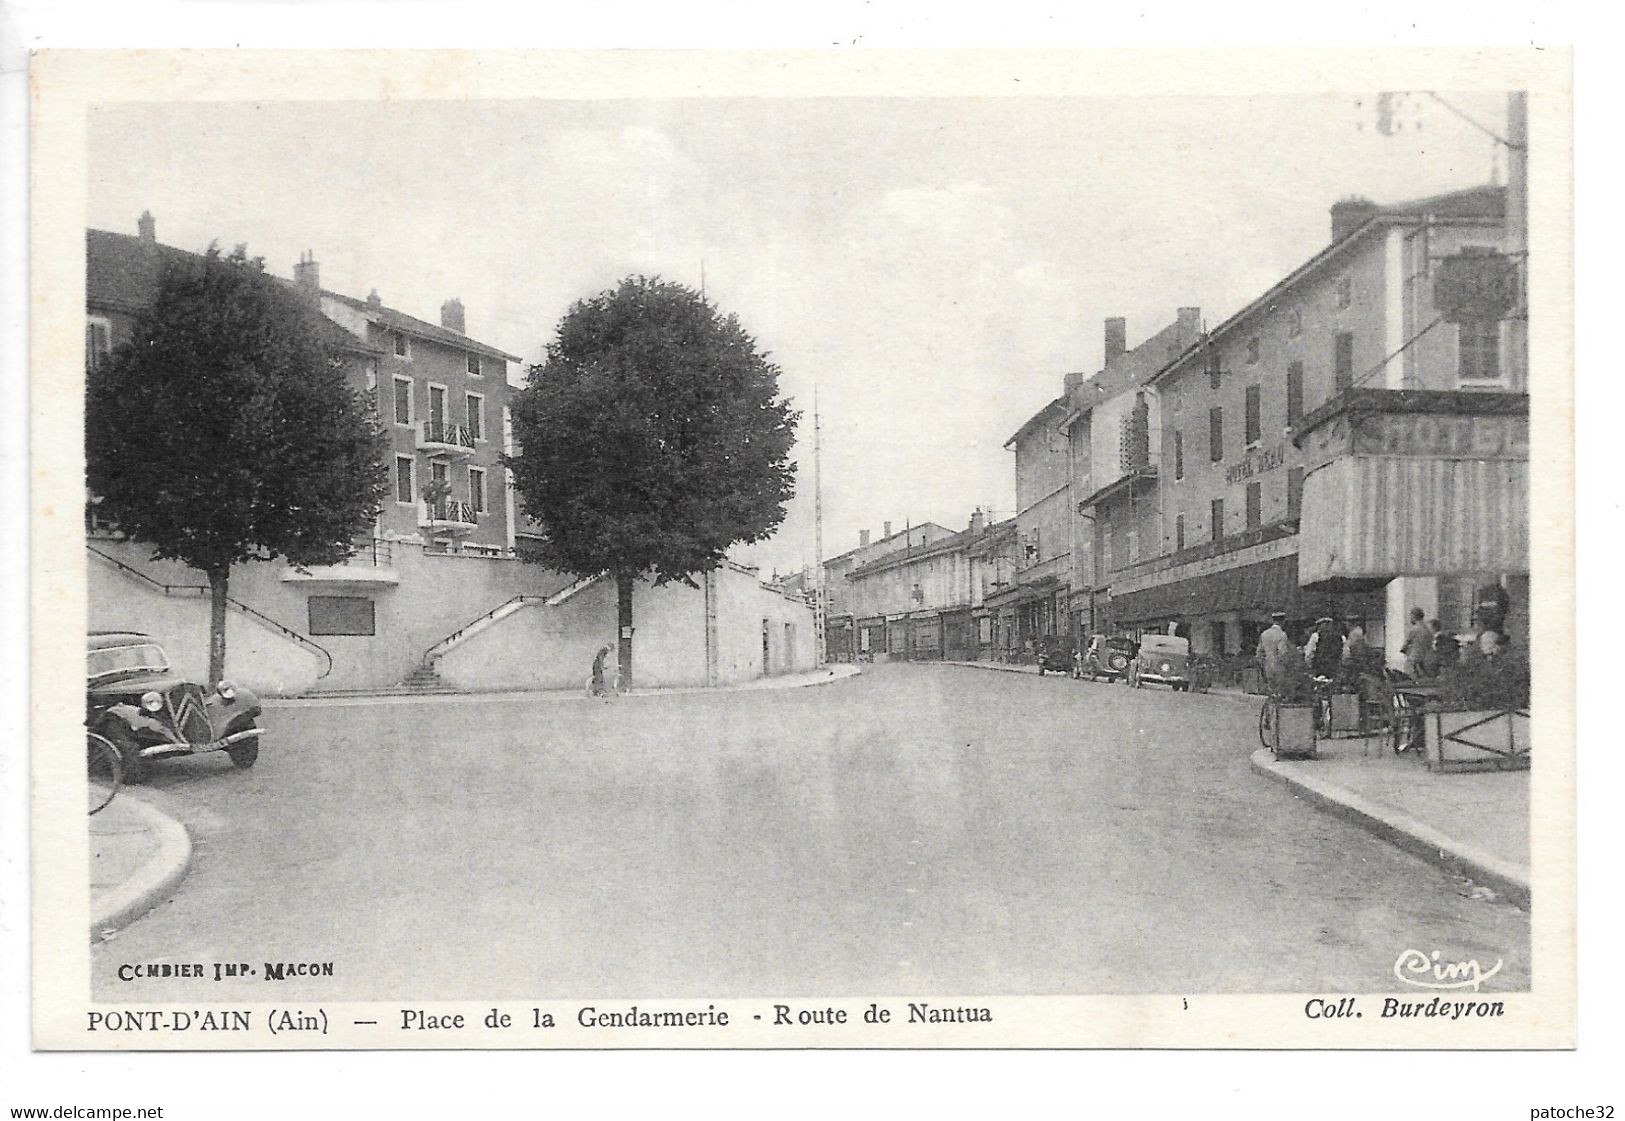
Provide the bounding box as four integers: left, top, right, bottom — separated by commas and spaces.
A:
86, 631, 262, 783
1127, 633, 1197, 691
1079, 635, 1136, 682
1036, 637, 1076, 676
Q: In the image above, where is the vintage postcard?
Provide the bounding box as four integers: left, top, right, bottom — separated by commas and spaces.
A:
29, 47, 1574, 1050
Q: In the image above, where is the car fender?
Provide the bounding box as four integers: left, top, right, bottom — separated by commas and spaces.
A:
96, 703, 172, 739
207, 686, 262, 731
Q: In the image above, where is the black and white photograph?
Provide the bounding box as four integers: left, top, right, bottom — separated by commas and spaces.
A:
24, 45, 1574, 1060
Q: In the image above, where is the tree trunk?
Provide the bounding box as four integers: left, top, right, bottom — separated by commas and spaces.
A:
616, 570, 634, 693
207, 564, 230, 687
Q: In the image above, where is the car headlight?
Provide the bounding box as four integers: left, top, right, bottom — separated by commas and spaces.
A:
140, 690, 163, 713
217, 680, 236, 701
1160, 662, 1171, 673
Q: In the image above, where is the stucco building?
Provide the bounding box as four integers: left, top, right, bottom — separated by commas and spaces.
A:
1104, 185, 1527, 659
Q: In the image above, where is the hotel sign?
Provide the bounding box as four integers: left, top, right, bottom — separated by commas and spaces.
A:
1225, 444, 1285, 485
1300, 411, 1527, 469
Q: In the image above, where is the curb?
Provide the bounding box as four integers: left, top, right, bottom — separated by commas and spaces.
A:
1248, 748, 1530, 910
90, 794, 193, 943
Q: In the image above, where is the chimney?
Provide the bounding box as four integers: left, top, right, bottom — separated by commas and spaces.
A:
441, 298, 466, 333
1104, 317, 1127, 365
1330, 196, 1381, 243
367, 289, 382, 307
293, 249, 320, 297
1064, 371, 1083, 395
859, 529, 871, 548
137, 210, 156, 244
883, 520, 893, 539
1176, 306, 1202, 346
969, 509, 986, 535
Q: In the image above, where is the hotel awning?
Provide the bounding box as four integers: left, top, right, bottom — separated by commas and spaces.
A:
1110, 554, 1319, 623
1297, 455, 1529, 587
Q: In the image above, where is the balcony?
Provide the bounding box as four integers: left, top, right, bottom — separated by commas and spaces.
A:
417, 419, 478, 459
418, 498, 479, 534
280, 539, 401, 588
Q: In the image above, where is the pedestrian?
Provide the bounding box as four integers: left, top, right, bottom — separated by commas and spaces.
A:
588, 644, 614, 697
1401, 607, 1432, 678
1305, 616, 1344, 680
1432, 619, 1459, 672
1255, 610, 1292, 694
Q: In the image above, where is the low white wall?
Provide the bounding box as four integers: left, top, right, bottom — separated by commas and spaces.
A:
88, 539, 816, 694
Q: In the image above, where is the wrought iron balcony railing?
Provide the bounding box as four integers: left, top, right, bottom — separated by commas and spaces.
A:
421, 420, 477, 449
425, 499, 479, 525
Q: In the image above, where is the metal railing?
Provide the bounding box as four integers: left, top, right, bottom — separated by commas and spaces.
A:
424, 499, 479, 525
420, 594, 550, 669
87, 545, 333, 679
421, 420, 477, 449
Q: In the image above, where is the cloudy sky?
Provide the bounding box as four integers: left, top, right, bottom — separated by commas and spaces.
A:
87, 90, 1509, 575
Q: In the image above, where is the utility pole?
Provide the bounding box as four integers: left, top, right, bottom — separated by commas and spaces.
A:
812, 385, 826, 665
1506, 91, 1528, 391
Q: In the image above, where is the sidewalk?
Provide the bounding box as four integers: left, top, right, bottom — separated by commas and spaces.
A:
89, 792, 192, 942
1251, 736, 1529, 909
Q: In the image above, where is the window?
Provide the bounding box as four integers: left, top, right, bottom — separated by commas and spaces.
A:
1458, 319, 1502, 381
1210, 498, 1225, 542
1209, 407, 1224, 462
1175, 514, 1186, 552
365, 359, 378, 392
466, 352, 482, 376
1246, 336, 1260, 364
308, 596, 375, 637
1333, 332, 1355, 392
392, 377, 413, 426
1126, 527, 1139, 564
428, 384, 447, 430
1245, 385, 1261, 446
393, 332, 411, 359
85, 317, 112, 372
1173, 430, 1184, 480
1101, 524, 1113, 574
468, 467, 487, 514
1246, 481, 1262, 529
466, 392, 484, 441
1288, 308, 1303, 338
1286, 361, 1304, 427
394, 455, 415, 505
1287, 467, 1305, 523
1336, 277, 1353, 309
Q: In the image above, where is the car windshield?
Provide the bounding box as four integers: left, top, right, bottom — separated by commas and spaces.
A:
87, 643, 169, 680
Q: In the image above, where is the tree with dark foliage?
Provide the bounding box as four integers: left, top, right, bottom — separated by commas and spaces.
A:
86, 245, 387, 684
508, 276, 798, 690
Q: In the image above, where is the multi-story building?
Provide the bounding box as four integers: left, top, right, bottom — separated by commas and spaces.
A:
989, 392, 1075, 659
844, 510, 1014, 661
87, 215, 521, 557
816, 520, 953, 661
1069, 308, 1204, 636
1103, 184, 1527, 659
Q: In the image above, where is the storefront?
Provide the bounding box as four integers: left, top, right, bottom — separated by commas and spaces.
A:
1294, 389, 1529, 651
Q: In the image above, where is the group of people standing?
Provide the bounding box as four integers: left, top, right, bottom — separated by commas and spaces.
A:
1399, 607, 1463, 679
1255, 611, 1374, 700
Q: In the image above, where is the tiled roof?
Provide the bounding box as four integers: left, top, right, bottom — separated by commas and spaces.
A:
323, 290, 520, 364
86, 230, 382, 356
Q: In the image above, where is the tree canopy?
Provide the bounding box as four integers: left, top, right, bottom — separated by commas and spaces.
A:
507, 276, 799, 587
86, 244, 388, 680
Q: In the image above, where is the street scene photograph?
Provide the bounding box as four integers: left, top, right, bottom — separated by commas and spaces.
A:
39, 51, 1564, 1041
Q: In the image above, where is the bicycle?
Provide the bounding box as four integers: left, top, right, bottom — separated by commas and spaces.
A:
87, 730, 123, 816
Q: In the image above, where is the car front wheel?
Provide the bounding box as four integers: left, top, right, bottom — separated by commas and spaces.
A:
102, 724, 149, 784
226, 725, 259, 769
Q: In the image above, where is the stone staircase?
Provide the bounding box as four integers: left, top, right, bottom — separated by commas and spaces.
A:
400, 664, 449, 692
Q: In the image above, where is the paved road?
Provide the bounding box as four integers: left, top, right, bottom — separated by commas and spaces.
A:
94, 664, 1529, 1000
